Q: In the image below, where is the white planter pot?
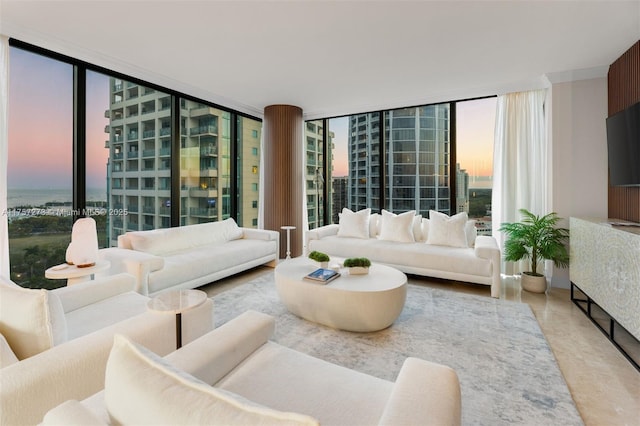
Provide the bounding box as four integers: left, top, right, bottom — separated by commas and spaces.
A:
521, 272, 547, 293
348, 266, 369, 275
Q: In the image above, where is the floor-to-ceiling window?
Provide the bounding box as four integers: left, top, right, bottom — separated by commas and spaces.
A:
7, 40, 262, 288
385, 104, 450, 215
314, 97, 495, 229
455, 97, 496, 235
7, 48, 73, 288
236, 116, 262, 228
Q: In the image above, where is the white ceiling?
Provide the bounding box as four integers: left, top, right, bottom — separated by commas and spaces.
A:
1, 0, 639, 119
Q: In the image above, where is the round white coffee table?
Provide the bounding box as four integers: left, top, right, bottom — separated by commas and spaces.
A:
45, 260, 111, 286
275, 257, 407, 332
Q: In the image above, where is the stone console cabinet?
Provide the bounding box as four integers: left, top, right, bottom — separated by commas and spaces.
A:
569, 217, 640, 370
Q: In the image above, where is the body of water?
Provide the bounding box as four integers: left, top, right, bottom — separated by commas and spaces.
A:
7, 188, 107, 208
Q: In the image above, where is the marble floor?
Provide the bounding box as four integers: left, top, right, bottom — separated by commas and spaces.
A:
203, 266, 640, 426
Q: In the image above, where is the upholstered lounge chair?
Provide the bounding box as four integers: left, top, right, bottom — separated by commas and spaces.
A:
0, 274, 214, 425
43, 310, 461, 426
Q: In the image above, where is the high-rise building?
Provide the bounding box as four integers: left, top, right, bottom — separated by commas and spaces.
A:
331, 176, 348, 223
456, 163, 470, 214
104, 79, 261, 246
305, 121, 334, 229
348, 105, 451, 215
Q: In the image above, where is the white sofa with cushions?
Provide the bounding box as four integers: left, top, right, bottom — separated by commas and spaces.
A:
98, 218, 279, 296
307, 208, 501, 298
43, 310, 461, 426
0, 274, 214, 425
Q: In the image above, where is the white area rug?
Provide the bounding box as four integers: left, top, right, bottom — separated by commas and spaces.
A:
213, 273, 583, 425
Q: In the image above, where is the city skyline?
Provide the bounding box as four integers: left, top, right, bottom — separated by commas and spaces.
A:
330, 97, 496, 188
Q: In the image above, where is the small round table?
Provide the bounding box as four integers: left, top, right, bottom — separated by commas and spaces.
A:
147, 289, 208, 349
280, 226, 296, 259
45, 260, 111, 286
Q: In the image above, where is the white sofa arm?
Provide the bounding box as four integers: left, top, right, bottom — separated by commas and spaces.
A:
166, 310, 275, 386
378, 357, 461, 426
308, 224, 339, 240
242, 227, 279, 242
474, 236, 501, 298
98, 248, 164, 296
42, 399, 107, 426
52, 273, 136, 314
305, 224, 339, 253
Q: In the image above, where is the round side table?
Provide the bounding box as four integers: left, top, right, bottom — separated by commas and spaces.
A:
147, 289, 208, 349
45, 260, 111, 286
280, 226, 296, 259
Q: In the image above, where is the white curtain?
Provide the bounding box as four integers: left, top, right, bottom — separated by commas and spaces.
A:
0, 36, 10, 279
492, 89, 551, 276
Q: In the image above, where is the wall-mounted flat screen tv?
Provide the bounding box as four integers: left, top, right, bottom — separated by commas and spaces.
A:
606, 101, 640, 187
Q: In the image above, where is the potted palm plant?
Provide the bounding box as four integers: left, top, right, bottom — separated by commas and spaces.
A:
499, 209, 570, 293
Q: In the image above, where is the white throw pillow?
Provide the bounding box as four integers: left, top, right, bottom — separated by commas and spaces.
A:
465, 220, 478, 247
421, 218, 430, 242
0, 332, 19, 368
369, 213, 380, 238
378, 210, 416, 243
413, 214, 424, 242
337, 208, 371, 239
0, 284, 67, 360
426, 210, 469, 248
105, 335, 319, 426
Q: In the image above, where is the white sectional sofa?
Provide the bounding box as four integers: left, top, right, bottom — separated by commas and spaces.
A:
307, 209, 502, 298
99, 218, 279, 296
43, 310, 462, 426
0, 274, 214, 425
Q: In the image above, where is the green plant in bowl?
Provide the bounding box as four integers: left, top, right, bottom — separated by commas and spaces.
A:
308, 251, 330, 263
343, 257, 371, 268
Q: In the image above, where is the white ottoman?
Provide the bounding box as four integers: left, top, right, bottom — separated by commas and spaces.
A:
275, 257, 407, 332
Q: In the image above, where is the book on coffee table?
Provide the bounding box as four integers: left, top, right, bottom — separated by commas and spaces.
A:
303, 268, 341, 284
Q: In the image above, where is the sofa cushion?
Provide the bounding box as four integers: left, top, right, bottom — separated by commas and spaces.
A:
0, 332, 18, 368
217, 342, 393, 426
309, 235, 491, 278
426, 211, 469, 248
148, 239, 277, 294
337, 208, 371, 239
369, 213, 380, 238
128, 219, 244, 256
64, 291, 151, 341
105, 334, 320, 426
379, 210, 416, 243
0, 284, 67, 360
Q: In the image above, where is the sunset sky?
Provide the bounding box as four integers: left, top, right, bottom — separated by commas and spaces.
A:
8, 48, 109, 190
9, 47, 495, 191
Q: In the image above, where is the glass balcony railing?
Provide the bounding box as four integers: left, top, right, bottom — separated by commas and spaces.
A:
190, 125, 218, 136
190, 207, 217, 217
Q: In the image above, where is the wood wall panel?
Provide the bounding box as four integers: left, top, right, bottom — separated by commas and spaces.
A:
608, 41, 640, 223
263, 105, 304, 258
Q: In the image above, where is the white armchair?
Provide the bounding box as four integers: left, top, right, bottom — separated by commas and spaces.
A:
0, 274, 215, 425
43, 311, 461, 426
